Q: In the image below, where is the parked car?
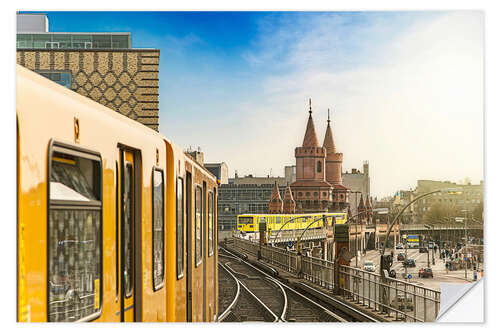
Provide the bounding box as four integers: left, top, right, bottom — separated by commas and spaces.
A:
390, 294, 414, 311
397, 253, 406, 261
418, 268, 434, 278
396, 243, 404, 249
403, 258, 416, 267
419, 247, 428, 253
363, 260, 376, 272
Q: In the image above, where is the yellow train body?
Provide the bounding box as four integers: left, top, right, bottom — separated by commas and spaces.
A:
237, 212, 348, 233
17, 65, 218, 322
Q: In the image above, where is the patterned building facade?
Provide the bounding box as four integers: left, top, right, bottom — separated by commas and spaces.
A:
16, 49, 160, 131
16, 14, 159, 131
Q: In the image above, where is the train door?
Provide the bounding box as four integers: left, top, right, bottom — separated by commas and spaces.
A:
202, 182, 207, 321
119, 149, 138, 322
185, 172, 193, 322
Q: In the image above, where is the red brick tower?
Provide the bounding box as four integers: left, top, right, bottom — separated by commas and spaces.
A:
268, 181, 283, 214
323, 108, 349, 209
291, 99, 333, 213
282, 184, 296, 214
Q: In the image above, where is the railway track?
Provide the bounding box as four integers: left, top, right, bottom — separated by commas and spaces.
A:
218, 249, 347, 322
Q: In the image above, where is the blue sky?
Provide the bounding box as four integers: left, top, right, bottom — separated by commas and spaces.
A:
31, 11, 483, 197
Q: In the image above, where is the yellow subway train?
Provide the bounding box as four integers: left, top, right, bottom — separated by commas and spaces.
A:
16, 65, 218, 322
237, 212, 348, 233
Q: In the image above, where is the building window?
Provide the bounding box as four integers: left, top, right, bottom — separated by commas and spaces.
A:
306, 192, 310, 197
298, 192, 302, 197
323, 192, 327, 197
314, 192, 318, 197
48, 145, 102, 322
317, 161, 322, 173
152, 169, 164, 291
35, 70, 72, 89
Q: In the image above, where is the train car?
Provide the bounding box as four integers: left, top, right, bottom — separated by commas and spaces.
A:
237, 212, 348, 233
16, 64, 217, 322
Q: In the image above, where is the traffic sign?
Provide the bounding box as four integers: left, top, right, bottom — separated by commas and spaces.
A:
408, 274, 412, 279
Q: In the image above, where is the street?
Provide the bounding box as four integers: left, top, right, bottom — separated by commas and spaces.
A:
350, 248, 478, 291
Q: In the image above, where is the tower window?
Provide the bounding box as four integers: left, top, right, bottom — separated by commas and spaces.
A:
317, 161, 322, 173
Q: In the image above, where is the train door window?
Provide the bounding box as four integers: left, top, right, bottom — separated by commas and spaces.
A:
208, 191, 213, 257
176, 177, 184, 279
195, 186, 203, 266
115, 162, 119, 300
123, 163, 134, 297
152, 169, 165, 291
48, 144, 102, 322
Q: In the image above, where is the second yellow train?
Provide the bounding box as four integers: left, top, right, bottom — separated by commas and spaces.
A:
237, 212, 348, 233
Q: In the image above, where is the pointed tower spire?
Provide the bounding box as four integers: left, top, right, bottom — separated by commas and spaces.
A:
268, 181, 283, 214
358, 194, 366, 219
282, 184, 296, 214
323, 108, 336, 154
366, 195, 372, 223
302, 99, 320, 147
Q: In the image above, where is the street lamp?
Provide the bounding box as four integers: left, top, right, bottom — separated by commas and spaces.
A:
349, 190, 362, 267
424, 224, 435, 266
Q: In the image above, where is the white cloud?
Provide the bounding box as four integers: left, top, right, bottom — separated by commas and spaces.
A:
208, 11, 483, 197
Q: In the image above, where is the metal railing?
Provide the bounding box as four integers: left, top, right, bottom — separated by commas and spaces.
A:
231, 237, 259, 257
338, 265, 440, 322
301, 255, 335, 290
229, 237, 441, 322
260, 245, 299, 274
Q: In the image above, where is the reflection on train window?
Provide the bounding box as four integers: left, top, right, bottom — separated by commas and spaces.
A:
208, 191, 213, 256
195, 186, 202, 267
152, 169, 164, 290
176, 177, 184, 279
123, 164, 133, 298
48, 150, 102, 322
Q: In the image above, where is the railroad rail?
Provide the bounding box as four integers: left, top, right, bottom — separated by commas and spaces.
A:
219, 248, 348, 322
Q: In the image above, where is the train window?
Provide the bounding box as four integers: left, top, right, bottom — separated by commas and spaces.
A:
208, 191, 214, 257
152, 169, 165, 291
48, 147, 102, 322
195, 186, 203, 267
123, 163, 133, 298
176, 177, 184, 279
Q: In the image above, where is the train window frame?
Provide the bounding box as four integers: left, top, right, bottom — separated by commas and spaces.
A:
208, 191, 214, 257
46, 140, 103, 322
123, 162, 134, 299
115, 162, 119, 301
195, 185, 203, 267
176, 177, 184, 280
152, 167, 165, 291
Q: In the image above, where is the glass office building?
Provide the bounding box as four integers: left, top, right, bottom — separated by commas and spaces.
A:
16, 33, 131, 50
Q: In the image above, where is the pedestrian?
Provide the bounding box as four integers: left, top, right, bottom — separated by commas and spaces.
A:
446, 263, 449, 274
